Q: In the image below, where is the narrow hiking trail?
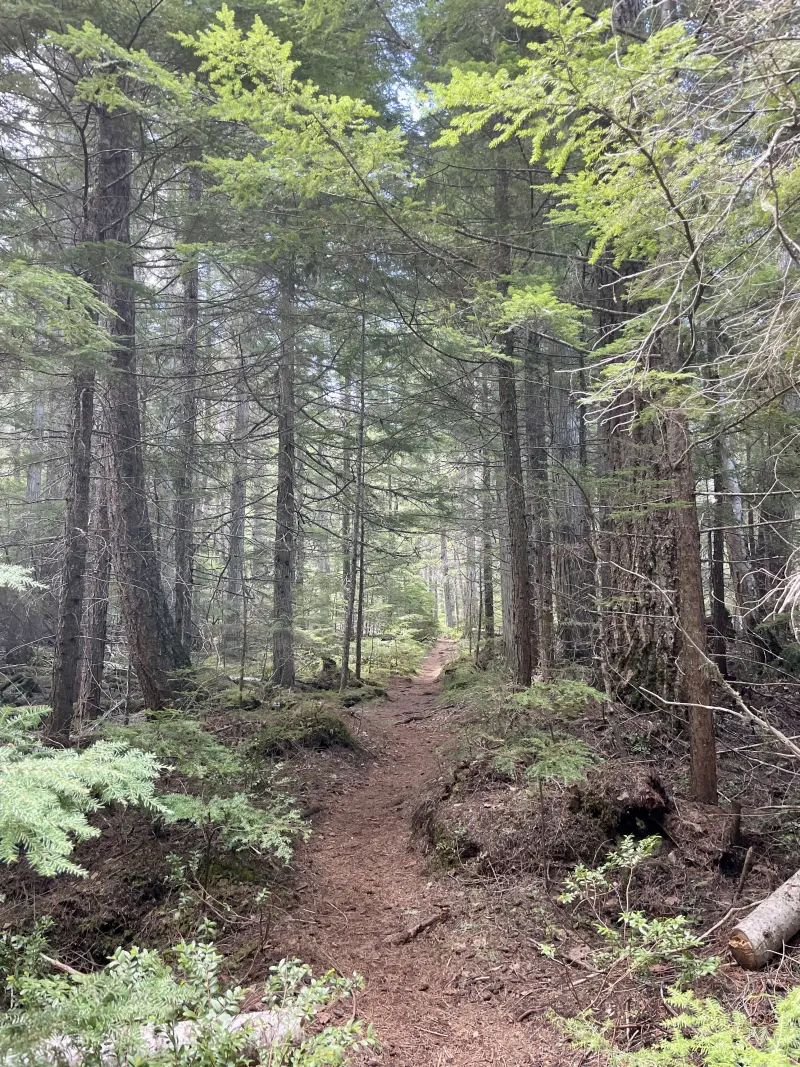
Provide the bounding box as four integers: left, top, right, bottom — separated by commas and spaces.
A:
276, 640, 553, 1067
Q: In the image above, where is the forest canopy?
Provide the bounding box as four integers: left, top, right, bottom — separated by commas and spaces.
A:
0, 0, 799, 1062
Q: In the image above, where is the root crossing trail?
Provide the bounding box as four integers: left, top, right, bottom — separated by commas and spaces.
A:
280, 640, 541, 1066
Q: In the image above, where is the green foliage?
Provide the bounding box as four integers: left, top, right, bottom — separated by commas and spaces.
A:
487, 731, 593, 785
594, 912, 718, 986
512, 680, 608, 718
0, 939, 372, 1067
562, 986, 800, 1066
161, 791, 308, 866
560, 837, 718, 985
105, 712, 242, 780
175, 5, 407, 207
0, 705, 47, 747
262, 959, 375, 1065
0, 261, 110, 372
252, 707, 354, 759
0, 919, 53, 1007
439, 659, 511, 719
560, 835, 661, 909
0, 564, 43, 594
524, 736, 594, 787
779, 642, 800, 675
0, 740, 162, 876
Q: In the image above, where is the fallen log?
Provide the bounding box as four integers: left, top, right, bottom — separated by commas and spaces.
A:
729, 866, 800, 969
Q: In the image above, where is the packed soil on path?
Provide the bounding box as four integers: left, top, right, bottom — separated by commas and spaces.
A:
275, 641, 566, 1067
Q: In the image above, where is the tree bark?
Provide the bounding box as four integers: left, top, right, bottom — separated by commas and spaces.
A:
272, 277, 297, 687
494, 168, 534, 686
355, 523, 366, 680
173, 163, 201, 652
669, 413, 718, 805
730, 867, 800, 969
25, 398, 45, 504
496, 352, 535, 686
523, 339, 554, 680
341, 313, 366, 690
97, 104, 188, 708
710, 441, 729, 678
440, 532, 456, 629
47, 373, 95, 743
79, 476, 111, 720
225, 378, 249, 658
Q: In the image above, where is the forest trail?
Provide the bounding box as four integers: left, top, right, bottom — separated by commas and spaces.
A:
279, 640, 544, 1067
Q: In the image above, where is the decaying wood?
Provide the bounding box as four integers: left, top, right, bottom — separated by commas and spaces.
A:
386, 908, 449, 946
729, 866, 800, 969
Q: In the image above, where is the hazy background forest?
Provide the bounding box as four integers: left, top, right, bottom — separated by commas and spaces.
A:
0, 0, 799, 1064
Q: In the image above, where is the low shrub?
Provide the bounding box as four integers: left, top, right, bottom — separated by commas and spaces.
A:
0, 714, 162, 876
0, 936, 374, 1066
562, 986, 800, 1065
105, 712, 241, 780
252, 707, 354, 758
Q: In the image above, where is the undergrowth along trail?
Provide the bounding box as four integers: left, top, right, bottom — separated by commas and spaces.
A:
277, 640, 548, 1066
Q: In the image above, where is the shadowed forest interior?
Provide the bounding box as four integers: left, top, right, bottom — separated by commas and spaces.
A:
1, 1, 800, 1064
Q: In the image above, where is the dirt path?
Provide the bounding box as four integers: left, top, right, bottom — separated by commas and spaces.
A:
280, 640, 546, 1066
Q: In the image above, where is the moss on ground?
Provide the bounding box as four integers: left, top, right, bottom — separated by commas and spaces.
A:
252, 707, 355, 758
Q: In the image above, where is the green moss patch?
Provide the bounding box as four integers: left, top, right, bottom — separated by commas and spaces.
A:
252, 708, 355, 758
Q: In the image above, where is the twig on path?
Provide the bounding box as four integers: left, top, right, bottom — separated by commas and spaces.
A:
386, 908, 449, 946
418, 1027, 449, 1038
394, 712, 435, 725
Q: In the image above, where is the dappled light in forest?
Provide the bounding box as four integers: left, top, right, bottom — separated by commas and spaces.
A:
1, 0, 799, 1064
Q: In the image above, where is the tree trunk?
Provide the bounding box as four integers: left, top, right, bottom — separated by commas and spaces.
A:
272, 277, 297, 687
225, 378, 249, 657
669, 413, 718, 805
79, 477, 111, 720
440, 532, 456, 629
355, 523, 366, 680
730, 867, 800, 969
47, 373, 95, 742
523, 339, 554, 680
97, 104, 188, 708
173, 163, 201, 652
719, 441, 759, 617
25, 398, 44, 504
494, 168, 534, 686
710, 440, 729, 678
496, 353, 535, 686
340, 314, 366, 690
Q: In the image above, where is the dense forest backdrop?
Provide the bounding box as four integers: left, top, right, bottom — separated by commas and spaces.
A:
0, 0, 799, 1061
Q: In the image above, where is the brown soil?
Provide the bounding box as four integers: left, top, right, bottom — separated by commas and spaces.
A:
273, 640, 568, 1067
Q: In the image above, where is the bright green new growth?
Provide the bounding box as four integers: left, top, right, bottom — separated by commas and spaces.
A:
0, 936, 373, 1066
489, 732, 593, 785
562, 986, 800, 1066
161, 792, 308, 866
109, 712, 308, 870
512, 680, 608, 717
0, 564, 44, 595
560, 837, 719, 986
0, 261, 110, 372
0, 738, 162, 876
105, 712, 242, 780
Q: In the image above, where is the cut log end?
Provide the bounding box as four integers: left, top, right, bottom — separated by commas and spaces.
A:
729, 867, 800, 970
728, 929, 762, 970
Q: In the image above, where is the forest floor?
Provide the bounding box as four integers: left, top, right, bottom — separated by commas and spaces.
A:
3, 640, 798, 1064
271, 639, 566, 1067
